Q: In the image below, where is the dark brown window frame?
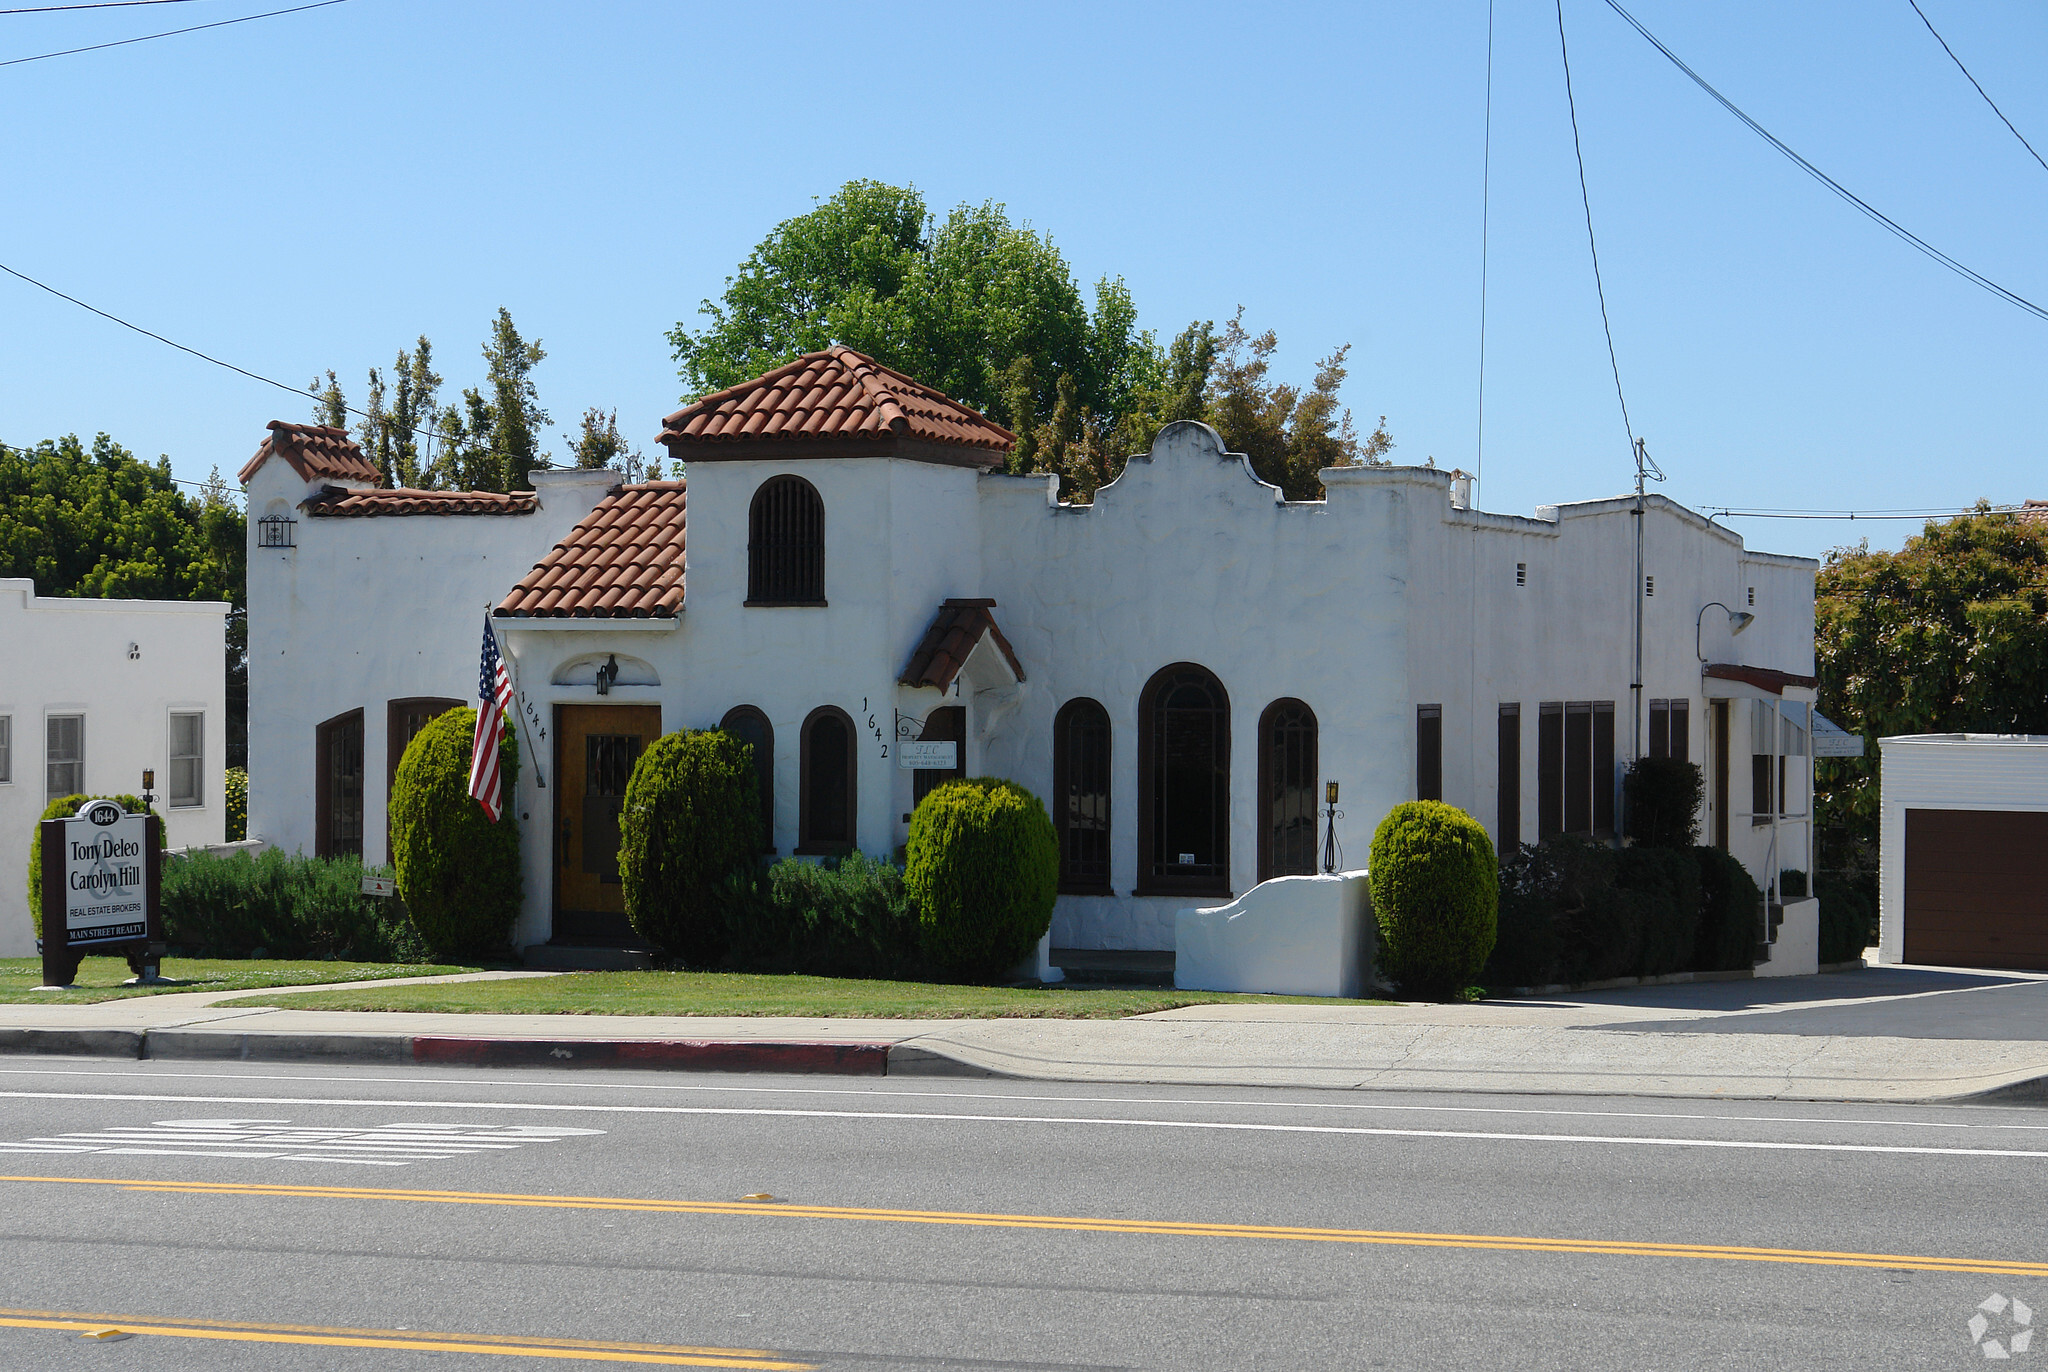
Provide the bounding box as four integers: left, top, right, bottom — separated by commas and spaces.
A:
314, 708, 364, 860
1135, 662, 1231, 898
1256, 698, 1319, 883
1540, 699, 1615, 841
746, 474, 827, 607
1648, 698, 1691, 763
1053, 697, 1113, 894
797, 705, 857, 855
1416, 704, 1443, 802
719, 705, 776, 853
1497, 703, 1521, 852
387, 697, 464, 792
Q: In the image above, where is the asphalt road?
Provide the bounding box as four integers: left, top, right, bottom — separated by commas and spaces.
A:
0, 1056, 2043, 1369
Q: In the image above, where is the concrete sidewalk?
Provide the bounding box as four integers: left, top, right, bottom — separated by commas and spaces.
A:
2, 964, 2045, 1103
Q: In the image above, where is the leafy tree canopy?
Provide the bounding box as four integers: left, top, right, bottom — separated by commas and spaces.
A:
1816, 505, 2048, 844
669, 180, 1392, 501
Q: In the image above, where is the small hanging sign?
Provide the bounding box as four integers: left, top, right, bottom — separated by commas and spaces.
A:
897, 741, 959, 771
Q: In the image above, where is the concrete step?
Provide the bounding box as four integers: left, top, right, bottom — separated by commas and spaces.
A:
521, 944, 655, 971
1051, 948, 1174, 987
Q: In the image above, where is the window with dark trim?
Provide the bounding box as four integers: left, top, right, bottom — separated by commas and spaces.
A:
1648, 698, 1690, 763
747, 475, 825, 605
1053, 698, 1112, 893
719, 705, 776, 851
1539, 700, 1614, 840
388, 698, 463, 792
798, 706, 855, 854
1257, 699, 1318, 882
45, 713, 83, 801
1137, 663, 1230, 895
1416, 705, 1443, 802
912, 706, 966, 809
315, 709, 364, 859
1497, 703, 1520, 851
168, 712, 204, 808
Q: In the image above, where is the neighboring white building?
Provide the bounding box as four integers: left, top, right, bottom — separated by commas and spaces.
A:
0, 578, 228, 956
245, 348, 1822, 966
1876, 733, 2048, 971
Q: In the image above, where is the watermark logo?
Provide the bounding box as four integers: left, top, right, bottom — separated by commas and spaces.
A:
1970, 1294, 2034, 1360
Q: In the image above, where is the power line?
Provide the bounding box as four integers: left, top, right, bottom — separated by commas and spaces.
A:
1475, 6, 1499, 481
1600, 0, 2048, 325
0, 258, 426, 440
1, 1, 201, 13
1907, 0, 2048, 176
0, 0, 344, 68
1708, 505, 2023, 521
1555, 0, 1636, 453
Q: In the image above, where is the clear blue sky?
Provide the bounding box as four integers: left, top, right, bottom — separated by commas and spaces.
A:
3, 0, 2043, 561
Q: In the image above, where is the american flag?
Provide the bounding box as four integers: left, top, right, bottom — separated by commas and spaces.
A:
469, 615, 514, 822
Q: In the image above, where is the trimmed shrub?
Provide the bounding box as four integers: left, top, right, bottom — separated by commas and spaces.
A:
26, 793, 162, 940
389, 707, 521, 958
721, 852, 924, 979
161, 849, 427, 961
1368, 801, 1498, 1000
618, 729, 762, 966
1694, 846, 1762, 972
1618, 846, 1702, 977
1485, 845, 1564, 989
225, 767, 248, 843
1623, 757, 1703, 850
1816, 877, 1874, 964
905, 777, 1059, 981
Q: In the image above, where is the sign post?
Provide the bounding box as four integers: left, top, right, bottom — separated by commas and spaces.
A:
38, 800, 164, 989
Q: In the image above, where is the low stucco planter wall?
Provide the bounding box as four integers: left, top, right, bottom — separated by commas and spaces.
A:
1756, 895, 1819, 978
1174, 872, 1375, 998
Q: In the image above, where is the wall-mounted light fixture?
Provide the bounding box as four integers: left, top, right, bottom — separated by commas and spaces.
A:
594, 654, 619, 696
1695, 602, 1755, 662
1322, 781, 1343, 874
140, 769, 156, 810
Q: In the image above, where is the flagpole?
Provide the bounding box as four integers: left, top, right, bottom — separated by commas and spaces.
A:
488, 604, 547, 791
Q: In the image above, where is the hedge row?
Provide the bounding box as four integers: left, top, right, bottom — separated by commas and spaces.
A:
161, 849, 427, 962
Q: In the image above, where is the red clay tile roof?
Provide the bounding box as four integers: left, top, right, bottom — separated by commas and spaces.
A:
1703, 663, 1819, 695
900, 599, 1025, 690
302, 486, 537, 517
2016, 500, 2048, 527
496, 481, 684, 619
658, 346, 1014, 460
238, 421, 381, 486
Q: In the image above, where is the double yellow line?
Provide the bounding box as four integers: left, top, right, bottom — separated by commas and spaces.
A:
0, 1307, 811, 1367
8, 1173, 2048, 1279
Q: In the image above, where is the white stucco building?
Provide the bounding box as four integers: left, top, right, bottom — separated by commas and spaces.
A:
0, 578, 229, 955
244, 348, 1820, 967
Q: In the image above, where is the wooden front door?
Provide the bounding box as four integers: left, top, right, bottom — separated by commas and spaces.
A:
554, 703, 661, 944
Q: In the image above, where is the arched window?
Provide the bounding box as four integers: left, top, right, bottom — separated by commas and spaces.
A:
719, 705, 775, 852
1137, 664, 1230, 895
747, 475, 825, 605
1054, 698, 1112, 893
798, 706, 855, 854
314, 708, 363, 859
911, 705, 965, 809
1257, 699, 1318, 881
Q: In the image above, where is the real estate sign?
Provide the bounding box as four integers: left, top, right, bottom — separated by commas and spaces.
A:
38, 799, 163, 987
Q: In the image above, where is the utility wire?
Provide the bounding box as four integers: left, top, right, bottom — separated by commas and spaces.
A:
1709, 505, 2021, 521
1601, 0, 2048, 325
0, 0, 343, 68
1555, 0, 1636, 452
0, 258, 428, 440
1, 1, 201, 13
1907, 0, 2048, 176
1474, 0, 1495, 506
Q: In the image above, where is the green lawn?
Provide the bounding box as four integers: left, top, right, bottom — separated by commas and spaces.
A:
218, 970, 1389, 1019
0, 957, 481, 1004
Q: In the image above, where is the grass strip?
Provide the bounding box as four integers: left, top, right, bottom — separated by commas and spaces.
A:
0, 958, 481, 1004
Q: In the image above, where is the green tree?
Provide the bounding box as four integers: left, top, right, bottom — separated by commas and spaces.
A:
386, 337, 443, 489
567, 407, 650, 483
0, 433, 247, 763
1815, 506, 2048, 857
308, 370, 347, 428
1201, 308, 1392, 500
480, 306, 550, 489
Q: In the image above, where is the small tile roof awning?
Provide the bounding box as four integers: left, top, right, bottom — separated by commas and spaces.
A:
1702, 662, 1819, 695
301, 486, 537, 517
238, 421, 381, 486
900, 599, 1025, 691
658, 346, 1015, 467
496, 481, 685, 620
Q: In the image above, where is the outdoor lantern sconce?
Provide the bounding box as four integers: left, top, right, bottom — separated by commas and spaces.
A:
1322, 780, 1343, 874
1695, 602, 1755, 662
140, 769, 156, 810
594, 654, 619, 696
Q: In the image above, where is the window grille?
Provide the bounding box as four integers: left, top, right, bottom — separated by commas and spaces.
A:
747, 476, 825, 604
46, 714, 83, 801
1516, 562, 1527, 586
1644, 575, 1656, 597
257, 515, 296, 549
1138, 664, 1230, 893
169, 712, 204, 807
1258, 699, 1319, 881
798, 707, 855, 853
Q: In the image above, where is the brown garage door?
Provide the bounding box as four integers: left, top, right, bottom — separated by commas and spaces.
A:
1903, 808, 2048, 970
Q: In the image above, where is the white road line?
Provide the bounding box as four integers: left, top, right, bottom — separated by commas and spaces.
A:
0, 1091, 2043, 1161
2, 1065, 2045, 1133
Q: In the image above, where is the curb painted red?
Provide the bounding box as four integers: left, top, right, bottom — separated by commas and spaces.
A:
408, 1037, 891, 1074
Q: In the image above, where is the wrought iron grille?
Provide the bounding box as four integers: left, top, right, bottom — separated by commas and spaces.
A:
747, 476, 824, 604
258, 515, 296, 548
1056, 699, 1111, 889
